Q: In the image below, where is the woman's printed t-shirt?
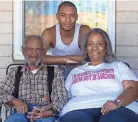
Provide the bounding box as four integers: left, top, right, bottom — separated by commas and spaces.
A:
60, 61, 138, 116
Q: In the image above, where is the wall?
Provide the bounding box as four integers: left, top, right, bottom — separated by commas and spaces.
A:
0, 1, 12, 79
0, 1, 138, 79
116, 1, 138, 76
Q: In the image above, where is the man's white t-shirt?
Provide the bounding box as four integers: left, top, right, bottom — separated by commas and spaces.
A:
60, 61, 138, 116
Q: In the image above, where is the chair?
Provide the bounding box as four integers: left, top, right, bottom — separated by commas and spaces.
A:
1, 63, 23, 122
123, 62, 131, 69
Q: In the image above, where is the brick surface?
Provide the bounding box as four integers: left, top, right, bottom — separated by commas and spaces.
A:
116, 1, 138, 72
0, 23, 12, 34
0, 34, 12, 44
0, 1, 12, 11
116, 23, 138, 34
0, 46, 12, 56
0, 12, 12, 22
116, 33, 138, 45
117, 1, 138, 11
0, 57, 12, 68
116, 46, 138, 57
116, 12, 138, 23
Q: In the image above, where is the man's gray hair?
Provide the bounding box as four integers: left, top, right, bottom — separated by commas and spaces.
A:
83, 28, 115, 63
22, 35, 44, 48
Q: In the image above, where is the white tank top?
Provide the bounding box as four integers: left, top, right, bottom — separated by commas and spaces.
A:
51, 23, 83, 56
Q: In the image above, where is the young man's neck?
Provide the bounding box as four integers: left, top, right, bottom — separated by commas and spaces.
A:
60, 27, 75, 37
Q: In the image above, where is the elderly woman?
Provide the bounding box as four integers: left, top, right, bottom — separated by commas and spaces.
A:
60, 28, 138, 122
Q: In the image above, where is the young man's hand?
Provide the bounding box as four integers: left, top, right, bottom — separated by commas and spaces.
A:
66, 59, 79, 64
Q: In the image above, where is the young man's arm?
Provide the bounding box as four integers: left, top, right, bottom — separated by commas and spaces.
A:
43, 55, 84, 64
42, 25, 91, 64
42, 28, 71, 64
79, 25, 91, 50
66, 25, 91, 63
42, 28, 82, 64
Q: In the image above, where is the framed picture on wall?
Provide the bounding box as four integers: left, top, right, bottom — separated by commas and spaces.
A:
13, 0, 115, 60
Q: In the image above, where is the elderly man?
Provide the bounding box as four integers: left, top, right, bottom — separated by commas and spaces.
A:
0, 35, 68, 122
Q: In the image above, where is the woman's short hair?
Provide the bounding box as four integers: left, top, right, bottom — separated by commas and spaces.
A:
83, 28, 115, 63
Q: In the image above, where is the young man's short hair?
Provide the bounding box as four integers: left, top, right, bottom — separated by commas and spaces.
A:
57, 1, 77, 13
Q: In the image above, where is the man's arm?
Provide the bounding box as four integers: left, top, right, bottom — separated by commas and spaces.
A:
7, 98, 28, 114
0, 68, 16, 104
51, 68, 68, 112
0, 67, 28, 114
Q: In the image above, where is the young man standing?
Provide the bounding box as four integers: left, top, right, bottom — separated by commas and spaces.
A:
42, 1, 91, 78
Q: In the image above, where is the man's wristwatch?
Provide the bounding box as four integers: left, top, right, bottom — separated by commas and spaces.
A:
52, 108, 59, 117
115, 99, 123, 108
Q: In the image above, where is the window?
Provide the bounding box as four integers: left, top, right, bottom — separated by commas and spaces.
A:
13, 0, 115, 60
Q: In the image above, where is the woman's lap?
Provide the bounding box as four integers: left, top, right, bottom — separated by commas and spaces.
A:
60, 107, 138, 122
60, 108, 101, 122
60, 109, 96, 122
99, 107, 138, 122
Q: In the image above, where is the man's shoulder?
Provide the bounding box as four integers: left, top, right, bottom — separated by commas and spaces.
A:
42, 65, 61, 73
42, 25, 56, 44
6, 66, 20, 77
44, 66, 63, 80
42, 25, 56, 34
79, 25, 91, 38
79, 24, 91, 34
53, 66, 62, 74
